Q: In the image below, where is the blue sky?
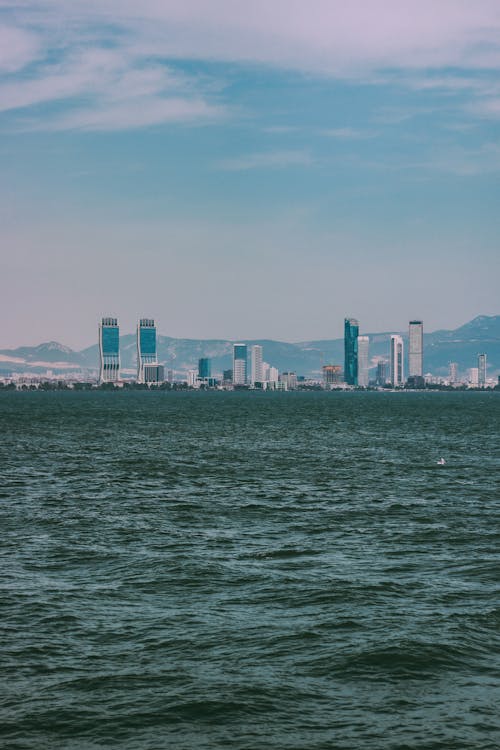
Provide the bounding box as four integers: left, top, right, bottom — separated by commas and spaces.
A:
1, 1, 499, 348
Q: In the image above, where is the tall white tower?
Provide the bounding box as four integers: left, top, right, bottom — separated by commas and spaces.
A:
409, 320, 423, 377
449, 362, 458, 384
390, 334, 404, 386
478, 353, 487, 387
357, 336, 369, 387
251, 345, 263, 385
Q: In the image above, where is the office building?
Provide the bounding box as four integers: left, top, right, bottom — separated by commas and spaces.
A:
390, 334, 404, 386
262, 363, 279, 386
449, 362, 458, 384
99, 317, 120, 383
137, 318, 162, 384
280, 372, 298, 390
251, 345, 263, 385
344, 318, 359, 385
376, 360, 388, 386
233, 344, 247, 385
357, 336, 370, 387
468, 367, 479, 387
408, 320, 423, 377
198, 358, 211, 379
187, 369, 197, 387
268, 366, 279, 384
143, 364, 164, 384
478, 354, 487, 387
323, 365, 342, 386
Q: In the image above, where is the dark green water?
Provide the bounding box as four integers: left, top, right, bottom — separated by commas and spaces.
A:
1, 391, 499, 749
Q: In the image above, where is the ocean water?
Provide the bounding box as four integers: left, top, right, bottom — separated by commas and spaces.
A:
1, 390, 499, 750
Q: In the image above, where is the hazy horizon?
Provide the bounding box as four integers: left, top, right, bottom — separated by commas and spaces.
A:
1, 312, 498, 353
1, 1, 499, 349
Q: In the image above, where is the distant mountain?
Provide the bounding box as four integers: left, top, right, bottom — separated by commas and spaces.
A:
0, 341, 86, 375
1, 316, 499, 378
79, 335, 324, 376
420, 315, 500, 375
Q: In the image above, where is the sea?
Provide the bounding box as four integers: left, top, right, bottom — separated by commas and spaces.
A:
1, 390, 499, 750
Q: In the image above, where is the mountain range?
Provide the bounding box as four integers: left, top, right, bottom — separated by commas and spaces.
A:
1, 315, 499, 379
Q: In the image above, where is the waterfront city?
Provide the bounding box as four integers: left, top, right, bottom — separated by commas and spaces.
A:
1, 316, 497, 391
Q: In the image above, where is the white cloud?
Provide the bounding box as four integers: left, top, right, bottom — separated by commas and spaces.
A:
217, 150, 313, 171
350, 142, 500, 176
262, 126, 300, 134
1, 1, 500, 130
0, 23, 40, 72
0, 44, 225, 129
48, 97, 223, 131
470, 97, 500, 118
321, 127, 377, 139
16, 0, 500, 74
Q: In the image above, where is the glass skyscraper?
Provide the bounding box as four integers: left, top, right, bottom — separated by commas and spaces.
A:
233, 344, 247, 385
198, 358, 211, 379
137, 318, 161, 384
99, 317, 120, 383
344, 318, 359, 385
408, 320, 423, 377
376, 360, 388, 386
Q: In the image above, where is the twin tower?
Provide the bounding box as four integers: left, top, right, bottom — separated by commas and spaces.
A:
98, 317, 164, 384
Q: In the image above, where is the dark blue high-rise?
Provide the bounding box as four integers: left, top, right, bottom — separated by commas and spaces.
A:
198, 358, 211, 379
344, 318, 359, 385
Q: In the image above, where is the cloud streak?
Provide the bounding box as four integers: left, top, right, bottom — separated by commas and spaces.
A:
321, 127, 377, 139
217, 150, 314, 171
0, 43, 226, 129
8, 0, 500, 74
1, 1, 500, 129
0, 23, 40, 72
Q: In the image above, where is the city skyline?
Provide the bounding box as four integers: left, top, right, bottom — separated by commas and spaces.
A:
2, 312, 498, 373
1, 2, 500, 348
88, 313, 496, 387
1, 310, 497, 387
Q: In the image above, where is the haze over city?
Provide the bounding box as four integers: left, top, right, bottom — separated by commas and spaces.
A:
1, 1, 500, 349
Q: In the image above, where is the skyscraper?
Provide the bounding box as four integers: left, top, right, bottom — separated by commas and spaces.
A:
449, 362, 458, 384
99, 317, 120, 383
233, 344, 247, 385
357, 336, 369, 387
280, 372, 298, 390
478, 353, 487, 387
409, 320, 423, 377
468, 367, 479, 387
137, 318, 162, 384
376, 360, 388, 386
251, 345, 263, 385
344, 318, 359, 385
198, 358, 211, 379
390, 334, 404, 386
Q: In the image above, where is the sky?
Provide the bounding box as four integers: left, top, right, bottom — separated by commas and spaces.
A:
1, 0, 499, 349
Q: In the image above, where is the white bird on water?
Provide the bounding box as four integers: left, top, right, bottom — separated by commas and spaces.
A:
437, 458, 446, 465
